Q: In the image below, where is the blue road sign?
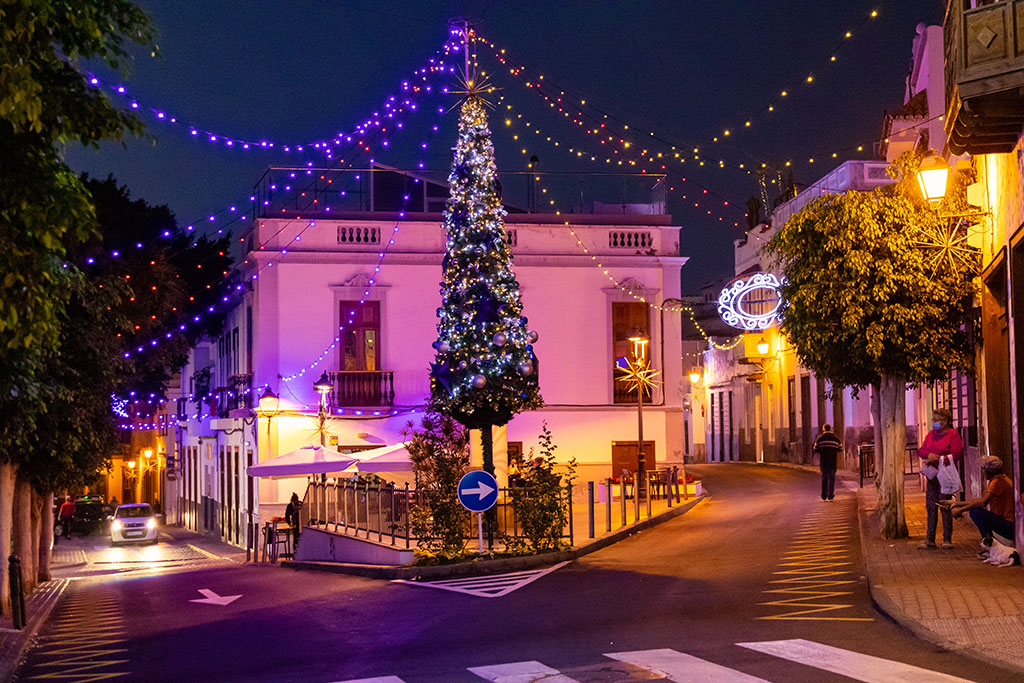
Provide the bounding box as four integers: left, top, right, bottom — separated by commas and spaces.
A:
457, 470, 499, 513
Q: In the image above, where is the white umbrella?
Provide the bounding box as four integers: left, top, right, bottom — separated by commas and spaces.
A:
246, 445, 360, 478
352, 442, 413, 473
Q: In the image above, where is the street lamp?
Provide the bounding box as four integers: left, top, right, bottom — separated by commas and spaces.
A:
688, 367, 702, 384
314, 372, 332, 447
625, 325, 651, 497
916, 154, 950, 203
256, 387, 279, 435
756, 336, 771, 356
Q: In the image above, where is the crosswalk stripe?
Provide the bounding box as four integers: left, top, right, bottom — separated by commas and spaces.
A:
468, 660, 580, 682
605, 648, 768, 682
329, 678, 405, 683
736, 639, 974, 682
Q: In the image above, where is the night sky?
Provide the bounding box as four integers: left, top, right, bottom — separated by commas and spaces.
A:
66, 1, 944, 291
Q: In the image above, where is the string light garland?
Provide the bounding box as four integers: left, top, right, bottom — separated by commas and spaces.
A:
114, 91, 444, 365
475, 7, 885, 170
82, 53, 453, 154
494, 96, 744, 227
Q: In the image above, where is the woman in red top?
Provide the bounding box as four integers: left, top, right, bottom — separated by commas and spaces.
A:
58, 495, 76, 540
918, 408, 963, 549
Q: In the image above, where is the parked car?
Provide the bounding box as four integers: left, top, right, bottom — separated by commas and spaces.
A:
70, 496, 108, 536
110, 504, 159, 546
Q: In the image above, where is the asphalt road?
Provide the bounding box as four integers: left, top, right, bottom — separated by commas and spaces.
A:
15, 464, 1017, 682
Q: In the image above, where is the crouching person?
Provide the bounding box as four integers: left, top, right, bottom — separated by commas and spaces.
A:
949, 456, 1014, 549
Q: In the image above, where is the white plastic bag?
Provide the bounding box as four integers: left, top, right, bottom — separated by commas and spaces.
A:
937, 455, 962, 495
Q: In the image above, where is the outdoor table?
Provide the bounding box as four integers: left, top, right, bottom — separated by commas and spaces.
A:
262, 521, 293, 562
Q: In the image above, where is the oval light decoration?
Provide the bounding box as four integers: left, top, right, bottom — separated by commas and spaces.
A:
717, 272, 783, 330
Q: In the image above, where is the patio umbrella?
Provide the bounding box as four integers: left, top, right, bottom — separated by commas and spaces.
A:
352, 442, 413, 473
246, 445, 360, 478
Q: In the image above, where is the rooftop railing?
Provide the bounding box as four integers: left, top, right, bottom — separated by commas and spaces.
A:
251, 166, 667, 220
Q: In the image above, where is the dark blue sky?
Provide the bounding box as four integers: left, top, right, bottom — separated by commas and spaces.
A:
67, 1, 943, 290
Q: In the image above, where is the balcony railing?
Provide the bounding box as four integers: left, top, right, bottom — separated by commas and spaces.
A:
945, 0, 1024, 153
327, 370, 395, 408
213, 373, 253, 418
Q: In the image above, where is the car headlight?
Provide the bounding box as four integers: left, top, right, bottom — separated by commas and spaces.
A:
146, 518, 156, 529
112, 520, 122, 531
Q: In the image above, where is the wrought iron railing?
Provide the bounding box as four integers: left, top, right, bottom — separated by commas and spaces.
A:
327, 370, 394, 407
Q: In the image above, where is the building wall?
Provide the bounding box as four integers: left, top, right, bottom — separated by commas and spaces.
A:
176, 212, 687, 546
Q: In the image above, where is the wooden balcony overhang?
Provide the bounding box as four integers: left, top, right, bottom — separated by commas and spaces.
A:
944, 0, 1024, 155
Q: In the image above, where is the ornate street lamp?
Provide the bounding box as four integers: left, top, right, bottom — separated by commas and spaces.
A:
623, 325, 652, 497
314, 372, 332, 447
688, 367, 702, 384
757, 336, 771, 356
256, 387, 280, 435
916, 154, 950, 203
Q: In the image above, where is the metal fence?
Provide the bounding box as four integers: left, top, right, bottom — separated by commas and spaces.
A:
290, 465, 690, 554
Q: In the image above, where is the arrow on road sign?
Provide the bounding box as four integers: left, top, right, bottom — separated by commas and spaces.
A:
460, 482, 495, 499
190, 589, 241, 606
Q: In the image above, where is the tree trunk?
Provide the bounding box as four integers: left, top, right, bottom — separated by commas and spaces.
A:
38, 491, 53, 582
876, 374, 908, 539
30, 489, 42, 586
12, 473, 36, 593
0, 460, 16, 616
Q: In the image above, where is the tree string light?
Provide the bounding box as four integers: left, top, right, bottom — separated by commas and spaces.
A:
82, 53, 453, 154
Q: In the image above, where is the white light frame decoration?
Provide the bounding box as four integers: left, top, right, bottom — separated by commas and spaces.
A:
717, 272, 783, 330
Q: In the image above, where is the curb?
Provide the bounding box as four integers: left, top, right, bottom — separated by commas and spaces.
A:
0, 578, 69, 683
854, 489, 1024, 677
283, 495, 708, 580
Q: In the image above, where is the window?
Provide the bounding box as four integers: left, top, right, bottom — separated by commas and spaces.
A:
611, 301, 650, 404
339, 301, 380, 371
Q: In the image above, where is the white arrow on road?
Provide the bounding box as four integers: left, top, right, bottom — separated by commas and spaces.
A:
190, 589, 241, 606
460, 482, 495, 499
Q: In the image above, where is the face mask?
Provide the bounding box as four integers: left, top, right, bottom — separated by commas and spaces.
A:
932, 422, 943, 431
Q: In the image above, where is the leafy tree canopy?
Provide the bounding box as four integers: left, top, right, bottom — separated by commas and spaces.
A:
765, 167, 975, 391
0, 0, 154, 352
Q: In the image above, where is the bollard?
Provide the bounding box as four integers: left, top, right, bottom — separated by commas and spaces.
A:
667, 470, 673, 508
588, 481, 595, 539
633, 472, 640, 523
9, 555, 25, 630
620, 477, 627, 527
605, 478, 612, 532
646, 476, 653, 518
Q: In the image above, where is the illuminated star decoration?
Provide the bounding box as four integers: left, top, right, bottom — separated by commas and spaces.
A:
617, 357, 662, 397
911, 218, 980, 277
450, 72, 499, 111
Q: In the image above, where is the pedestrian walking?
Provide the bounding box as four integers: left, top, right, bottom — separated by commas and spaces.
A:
918, 408, 963, 549
813, 424, 842, 501
58, 495, 76, 539
948, 456, 1014, 548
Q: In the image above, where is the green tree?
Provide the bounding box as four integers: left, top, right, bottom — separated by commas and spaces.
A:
404, 412, 471, 561
0, 0, 154, 612
81, 175, 233, 401
429, 95, 542, 475
766, 159, 974, 539
507, 423, 575, 554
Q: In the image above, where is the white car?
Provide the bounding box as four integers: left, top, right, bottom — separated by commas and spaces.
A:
110, 504, 159, 546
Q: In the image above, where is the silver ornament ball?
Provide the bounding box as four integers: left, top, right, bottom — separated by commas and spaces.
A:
526, 330, 539, 343
471, 374, 487, 389
518, 361, 535, 376
492, 332, 507, 347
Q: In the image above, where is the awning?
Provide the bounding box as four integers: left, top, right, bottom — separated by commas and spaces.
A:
352, 442, 413, 473
246, 445, 360, 478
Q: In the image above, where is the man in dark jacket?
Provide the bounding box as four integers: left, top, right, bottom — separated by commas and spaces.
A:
813, 424, 843, 501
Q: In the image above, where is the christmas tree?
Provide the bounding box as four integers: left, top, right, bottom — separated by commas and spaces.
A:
430, 94, 542, 474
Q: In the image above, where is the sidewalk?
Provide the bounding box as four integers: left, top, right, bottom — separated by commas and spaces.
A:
0, 577, 68, 683
858, 480, 1024, 674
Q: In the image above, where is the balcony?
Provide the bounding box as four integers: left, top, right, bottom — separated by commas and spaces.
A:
945, 0, 1024, 154
212, 373, 253, 418
327, 370, 395, 408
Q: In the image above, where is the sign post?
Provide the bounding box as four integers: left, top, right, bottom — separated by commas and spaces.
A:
457, 470, 499, 554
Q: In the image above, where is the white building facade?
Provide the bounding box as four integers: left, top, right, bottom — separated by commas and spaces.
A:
174, 167, 687, 544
